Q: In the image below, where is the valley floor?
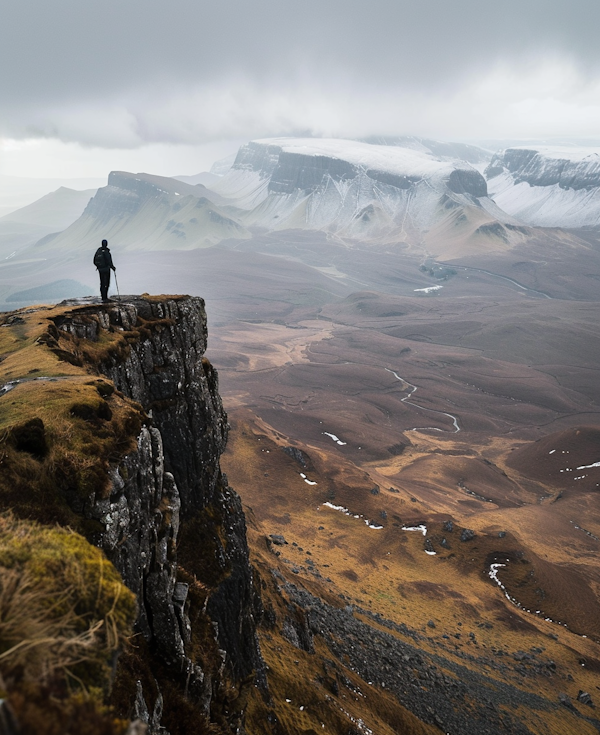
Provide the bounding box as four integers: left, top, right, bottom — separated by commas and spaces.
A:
209, 230, 600, 735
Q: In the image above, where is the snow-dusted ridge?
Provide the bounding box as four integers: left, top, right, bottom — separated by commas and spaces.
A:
210, 137, 527, 257
253, 138, 462, 179
486, 146, 600, 227
226, 137, 488, 198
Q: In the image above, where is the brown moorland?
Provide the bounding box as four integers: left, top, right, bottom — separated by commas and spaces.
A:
212, 229, 600, 734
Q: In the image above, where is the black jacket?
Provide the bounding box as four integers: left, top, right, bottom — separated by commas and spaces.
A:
94, 247, 115, 271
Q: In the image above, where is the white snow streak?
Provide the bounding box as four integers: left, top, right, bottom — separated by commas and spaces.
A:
401, 525, 427, 536
489, 562, 570, 630
414, 285, 443, 294
321, 502, 382, 530
323, 431, 347, 445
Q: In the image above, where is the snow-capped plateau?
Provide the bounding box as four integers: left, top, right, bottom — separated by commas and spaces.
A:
359, 135, 492, 164
211, 138, 528, 258
486, 147, 600, 228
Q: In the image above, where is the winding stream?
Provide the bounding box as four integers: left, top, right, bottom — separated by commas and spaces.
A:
433, 261, 552, 299
385, 368, 460, 433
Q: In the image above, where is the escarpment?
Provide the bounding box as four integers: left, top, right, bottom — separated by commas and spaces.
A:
0, 296, 263, 735
485, 147, 600, 190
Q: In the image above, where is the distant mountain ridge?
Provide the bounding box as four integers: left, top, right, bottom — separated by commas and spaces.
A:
34, 170, 251, 253
0, 174, 105, 218
0, 186, 99, 260
211, 137, 528, 257
1, 186, 97, 229
486, 146, 600, 227
10, 138, 563, 262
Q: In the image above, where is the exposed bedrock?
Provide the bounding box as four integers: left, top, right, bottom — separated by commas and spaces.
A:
486, 148, 600, 189
232, 140, 283, 178
83, 180, 146, 223
55, 296, 264, 732
269, 152, 359, 193
446, 168, 488, 197
232, 140, 488, 198
82, 171, 219, 226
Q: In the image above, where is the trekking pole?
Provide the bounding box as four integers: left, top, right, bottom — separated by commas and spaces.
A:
114, 271, 121, 301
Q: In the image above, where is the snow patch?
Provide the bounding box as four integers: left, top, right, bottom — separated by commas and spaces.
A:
323, 431, 347, 446
321, 502, 383, 530
414, 285, 442, 294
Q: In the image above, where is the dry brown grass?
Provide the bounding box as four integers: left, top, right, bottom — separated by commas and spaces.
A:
223, 410, 600, 735
0, 567, 103, 684
0, 514, 136, 691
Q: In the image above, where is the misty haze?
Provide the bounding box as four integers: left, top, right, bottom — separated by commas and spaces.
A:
1, 2, 600, 734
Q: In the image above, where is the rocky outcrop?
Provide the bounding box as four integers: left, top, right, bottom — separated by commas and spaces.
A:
484, 147, 600, 227
54, 296, 263, 733
83, 172, 221, 223
485, 148, 600, 190
231, 139, 489, 198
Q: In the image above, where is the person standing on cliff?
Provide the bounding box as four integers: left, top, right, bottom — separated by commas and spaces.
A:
93, 239, 116, 302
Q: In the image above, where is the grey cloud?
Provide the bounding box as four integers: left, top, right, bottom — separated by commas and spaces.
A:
2, 0, 600, 145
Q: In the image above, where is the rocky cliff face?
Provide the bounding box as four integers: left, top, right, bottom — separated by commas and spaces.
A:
83, 173, 221, 223
212, 138, 520, 255
485, 147, 600, 227
230, 139, 489, 198
53, 296, 263, 734
485, 147, 600, 190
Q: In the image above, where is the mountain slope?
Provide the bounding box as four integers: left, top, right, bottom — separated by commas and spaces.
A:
33, 171, 251, 253
212, 138, 530, 258
0, 186, 99, 260
0, 186, 97, 229
0, 174, 105, 218
486, 147, 600, 227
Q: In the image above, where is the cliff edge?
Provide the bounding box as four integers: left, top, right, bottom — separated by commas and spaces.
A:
0, 295, 263, 735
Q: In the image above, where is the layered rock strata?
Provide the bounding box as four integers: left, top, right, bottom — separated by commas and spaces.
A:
485, 146, 600, 227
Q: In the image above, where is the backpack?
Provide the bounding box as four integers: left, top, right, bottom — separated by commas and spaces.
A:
94, 247, 109, 269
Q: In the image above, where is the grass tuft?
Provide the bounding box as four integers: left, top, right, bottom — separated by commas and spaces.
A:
0, 513, 136, 690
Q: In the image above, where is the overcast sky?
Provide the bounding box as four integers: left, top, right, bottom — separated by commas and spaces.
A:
2, 0, 600, 178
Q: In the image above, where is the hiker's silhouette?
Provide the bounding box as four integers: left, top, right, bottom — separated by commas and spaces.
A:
93, 239, 116, 302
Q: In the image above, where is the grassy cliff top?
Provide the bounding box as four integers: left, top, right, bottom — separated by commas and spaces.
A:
0, 301, 153, 526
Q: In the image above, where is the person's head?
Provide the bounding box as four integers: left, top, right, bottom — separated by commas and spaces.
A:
101, 239, 108, 249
